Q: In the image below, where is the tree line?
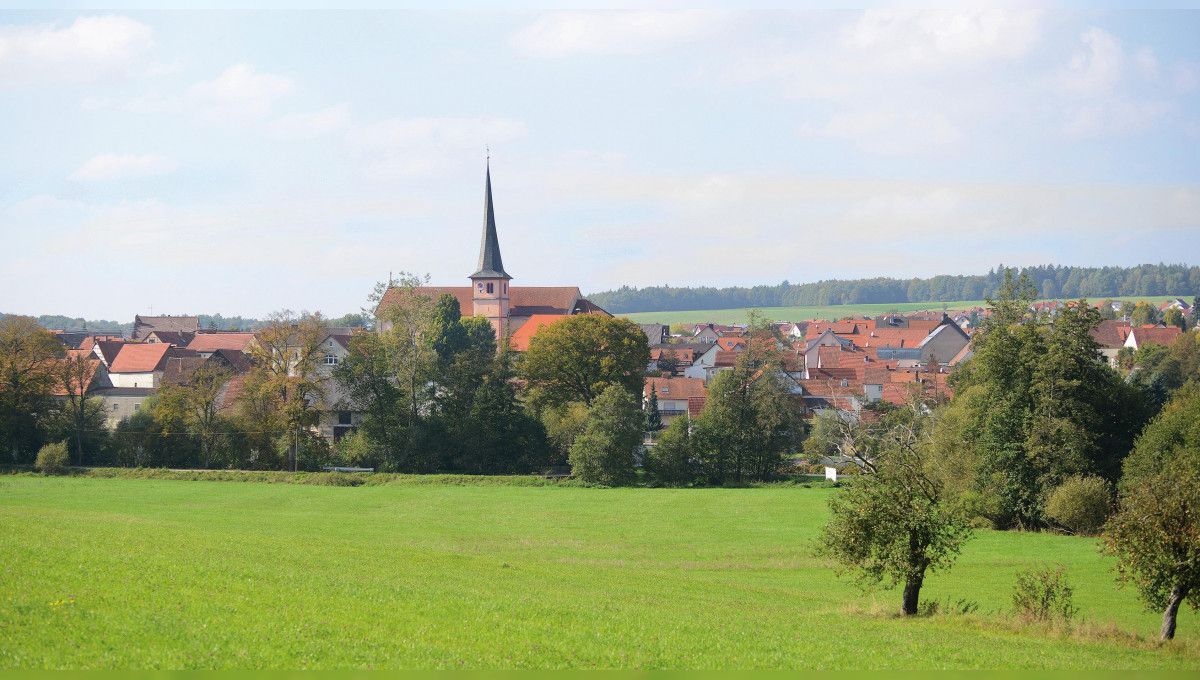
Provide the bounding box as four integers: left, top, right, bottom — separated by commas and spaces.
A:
588, 263, 1200, 313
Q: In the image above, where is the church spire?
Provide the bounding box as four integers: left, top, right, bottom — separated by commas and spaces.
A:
471, 159, 511, 280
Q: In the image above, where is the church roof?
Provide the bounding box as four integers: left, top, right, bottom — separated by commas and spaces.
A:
470, 162, 511, 280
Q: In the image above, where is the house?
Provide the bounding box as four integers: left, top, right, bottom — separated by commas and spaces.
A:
93, 342, 179, 388
681, 343, 720, 380
131, 315, 200, 342
644, 377, 707, 429
1090, 319, 1133, 367
144, 330, 196, 346
375, 162, 608, 341
915, 322, 971, 365
691, 324, 722, 343
1124, 326, 1183, 352
649, 347, 695, 375
1160, 298, 1193, 313
315, 330, 355, 376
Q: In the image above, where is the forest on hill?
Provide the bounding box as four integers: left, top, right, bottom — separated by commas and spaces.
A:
587, 263, 1200, 314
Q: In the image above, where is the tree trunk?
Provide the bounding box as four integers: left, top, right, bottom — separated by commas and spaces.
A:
11, 439, 18, 465
1161, 584, 1189, 640
75, 426, 84, 466
901, 573, 924, 616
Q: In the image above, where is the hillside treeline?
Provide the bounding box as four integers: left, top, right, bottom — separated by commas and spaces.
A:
588, 263, 1200, 313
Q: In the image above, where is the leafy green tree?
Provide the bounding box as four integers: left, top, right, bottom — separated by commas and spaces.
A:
1102, 469, 1200, 640
241, 310, 329, 471
817, 400, 972, 616
1130, 301, 1161, 327
333, 331, 407, 468
521, 315, 651, 409
644, 388, 662, 432
155, 361, 235, 468
51, 352, 107, 465
1120, 385, 1200, 490
0, 316, 63, 463
541, 401, 588, 466
1164, 307, 1186, 330
946, 272, 1150, 528
642, 416, 697, 485
568, 384, 642, 486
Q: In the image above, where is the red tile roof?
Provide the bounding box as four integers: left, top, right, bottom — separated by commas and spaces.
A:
1128, 327, 1183, 349
644, 376, 707, 400
509, 314, 567, 351
380, 286, 595, 319
186, 332, 256, 353
108, 343, 172, 373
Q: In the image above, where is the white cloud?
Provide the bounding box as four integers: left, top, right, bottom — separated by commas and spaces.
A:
185, 63, 295, 123
1064, 27, 1125, 96
0, 15, 154, 86
510, 11, 728, 58
69, 153, 179, 181
267, 104, 351, 140
842, 10, 1043, 72
347, 116, 528, 179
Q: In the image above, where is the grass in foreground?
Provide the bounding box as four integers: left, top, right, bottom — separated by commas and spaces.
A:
619, 296, 1181, 325
1, 475, 1197, 669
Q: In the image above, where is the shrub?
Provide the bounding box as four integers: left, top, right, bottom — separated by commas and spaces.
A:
1012, 566, 1076, 622
642, 417, 697, 485
35, 442, 71, 475
1045, 475, 1111, 535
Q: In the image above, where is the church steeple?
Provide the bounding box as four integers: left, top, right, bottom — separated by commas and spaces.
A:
471, 160, 511, 280
469, 159, 512, 341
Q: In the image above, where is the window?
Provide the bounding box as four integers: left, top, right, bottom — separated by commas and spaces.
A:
338, 411, 352, 426
324, 354, 339, 365
503, 283, 507, 294
486, 282, 494, 294
113, 403, 119, 411
134, 403, 140, 411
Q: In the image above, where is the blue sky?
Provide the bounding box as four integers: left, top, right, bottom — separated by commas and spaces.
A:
1, 8, 1199, 319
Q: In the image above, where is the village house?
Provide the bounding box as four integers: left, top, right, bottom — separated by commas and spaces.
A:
643, 376, 707, 430
131, 315, 200, 342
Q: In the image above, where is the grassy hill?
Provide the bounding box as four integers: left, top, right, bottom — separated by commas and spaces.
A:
619, 296, 1183, 325
1, 474, 1197, 669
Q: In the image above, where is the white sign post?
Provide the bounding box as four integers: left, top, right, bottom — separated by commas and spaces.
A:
825, 466, 837, 482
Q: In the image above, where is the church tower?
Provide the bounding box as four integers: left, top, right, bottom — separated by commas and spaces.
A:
469, 160, 512, 340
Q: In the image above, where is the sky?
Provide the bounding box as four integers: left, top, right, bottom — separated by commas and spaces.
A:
1, 7, 1199, 319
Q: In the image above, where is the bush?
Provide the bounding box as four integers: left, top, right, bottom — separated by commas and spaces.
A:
642, 417, 697, 485
1045, 475, 1111, 535
1012, 566, 1076, 622
35, 442, 71, 474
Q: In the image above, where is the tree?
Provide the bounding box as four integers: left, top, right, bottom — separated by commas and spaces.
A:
371, 275, 439, 467
0, 316, 63, 463
51, 352, 106, 465
1130, 301, 1160, 327
817, 400, 973, 616
656, 348, 679, 376
1120, 385, 1200, 491
242, 310, 328, 471
946, 273, 1150, 528
687, 315, 801, 483
644, 388, 663, 432
1102, 470, 1200, 640
568, 384, 641, 486
1164, 307, 1186, 330
521, 314, 650, 409
642, 415, 697, 485
156, 361, 235, 468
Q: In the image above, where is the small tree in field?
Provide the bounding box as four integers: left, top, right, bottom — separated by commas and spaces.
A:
816, 399, 972, 616
1102, 470, 1200, 640
568, 384, 641, 486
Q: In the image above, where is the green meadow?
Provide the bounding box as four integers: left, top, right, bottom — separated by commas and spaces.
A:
619, 296, 1182, 325
1, 474, 1198, 670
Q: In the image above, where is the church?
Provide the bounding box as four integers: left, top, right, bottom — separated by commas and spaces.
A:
377, 162, 610, 343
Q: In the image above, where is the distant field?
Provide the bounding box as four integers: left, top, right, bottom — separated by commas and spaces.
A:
1, 475, 1197, 670
619, 296, 1183, 325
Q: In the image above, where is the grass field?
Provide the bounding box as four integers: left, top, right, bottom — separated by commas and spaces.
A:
2, 474, 1198, 670
619, 296, 1182, 325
